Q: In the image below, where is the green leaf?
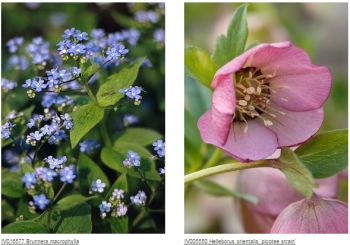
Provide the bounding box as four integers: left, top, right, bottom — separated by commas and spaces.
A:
295, 129, 348, 178
115, 127, 162, 146
109, 216, 128, 233
70, 103, 104, 148
194, 180, 257, 204
212, 4, 248, 67
101, 147, 161, 181
82, 63, 100, 81
1, 170, 24, 198
55, 194, 95, 211
106, 174, 128, 198
96, 59, 144, 107
185, 46, 218, 89
78, 153, 110, 193
277, 147, 316, 198
185, 109, 201, 147
2, 221, 48, 233
2, 200, 15, 222
55, 203, 92, 233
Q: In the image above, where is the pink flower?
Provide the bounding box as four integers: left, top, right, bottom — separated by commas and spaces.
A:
271, 195, 348, 233
238, 168, 339, 233
198, 42, 331, 161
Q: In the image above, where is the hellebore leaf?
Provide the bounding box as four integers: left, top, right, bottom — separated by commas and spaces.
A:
277, 147, 316, 198
78, 153, 110, 194
115, 127, 162, 146
212, 4, 248, 67
185, 46, 218, 89
2, 221, 48, 233
70, 103, 104, 148
193, 179, 258, 204
96, 58, 144, 107
295, 129, 348, 178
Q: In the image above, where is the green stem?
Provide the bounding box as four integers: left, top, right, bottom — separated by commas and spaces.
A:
203, 148, 222, 168
184, 160, 273, 184
100, 111, 112, 147
83, 82, 97, 103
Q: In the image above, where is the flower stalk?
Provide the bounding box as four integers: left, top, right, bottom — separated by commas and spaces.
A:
184, 159, 273, 184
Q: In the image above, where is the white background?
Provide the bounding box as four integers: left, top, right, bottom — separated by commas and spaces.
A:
0, 0, 349, 244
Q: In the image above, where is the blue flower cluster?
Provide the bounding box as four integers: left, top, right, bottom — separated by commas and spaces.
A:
1, 122, 15, 139
25, 112, 72, 146
21, 156, 76, 210
79, 139, 101, 154
98, 187, 129, 219
153, 28, 165, 45
122, 150, 141, 168
7, 37, 24, 53
130, 190, 147, 206
134, 10, 159, 23
152, 139, 165, 158
1, 78, 17, 92
26, 37, 51, 67
42, 93, 74, 109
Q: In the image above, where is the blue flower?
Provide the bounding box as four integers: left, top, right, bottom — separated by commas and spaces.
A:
68, 43, 86, 55
33, 194, 50, 210
99, 201, 112, 213
59, 166, 76, 183
120, 86, 143, 105
26, 37, 50, 66
28, 131, 43, 141
48, 130, 67, 145
116, 203, 128, 217
62, 28, 76, 39
23, 78, 47, 92
74, 30, 89, 41
79, 140, 100, 154
22, 172, 37, 188
112, 189, 125, 200
1, 78, 17, 92
130, 190, 147, 206
71, 67, 81, 76
90, 179, 106, 193
44, 155, 67, 169
91, 29, 105, 39
153, 28, 165, 44
159, 167, 165, 175
61, 113, 73, 130
1, 122, 15, 139
123, 114, 139, 127
123, 150, 141, 168
35, 167, 57, 182
152, 139, 165, 158
134, 10, 159, 23
105, 44, 128, 61
7, 37, 24, 53
7, 55, 29, 70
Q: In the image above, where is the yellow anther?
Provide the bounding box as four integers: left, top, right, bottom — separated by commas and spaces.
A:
244, 95, 251, 101
238, 100, 248, 106
246, 87, 255, 94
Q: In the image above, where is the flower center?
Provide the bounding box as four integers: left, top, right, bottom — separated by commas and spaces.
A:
234, 67, 281, 132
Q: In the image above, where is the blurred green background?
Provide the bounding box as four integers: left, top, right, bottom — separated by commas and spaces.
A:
185, 3, 348, 233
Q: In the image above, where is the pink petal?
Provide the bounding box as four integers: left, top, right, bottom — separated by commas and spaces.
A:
212, 42, 291, 88
262, 105, 323, 147
269, 66, 331, 111
221, 120, 278, 161
271, 197, 348, 233
197, 107, 232, 146
212, 74, 236, 115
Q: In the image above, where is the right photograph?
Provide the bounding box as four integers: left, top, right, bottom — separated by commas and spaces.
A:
184, 3, 348, 234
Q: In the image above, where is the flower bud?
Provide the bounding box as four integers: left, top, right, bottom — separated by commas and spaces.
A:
271, 195, 348, 233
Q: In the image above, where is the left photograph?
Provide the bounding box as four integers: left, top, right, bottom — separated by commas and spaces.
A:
1, 2, 165, 233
